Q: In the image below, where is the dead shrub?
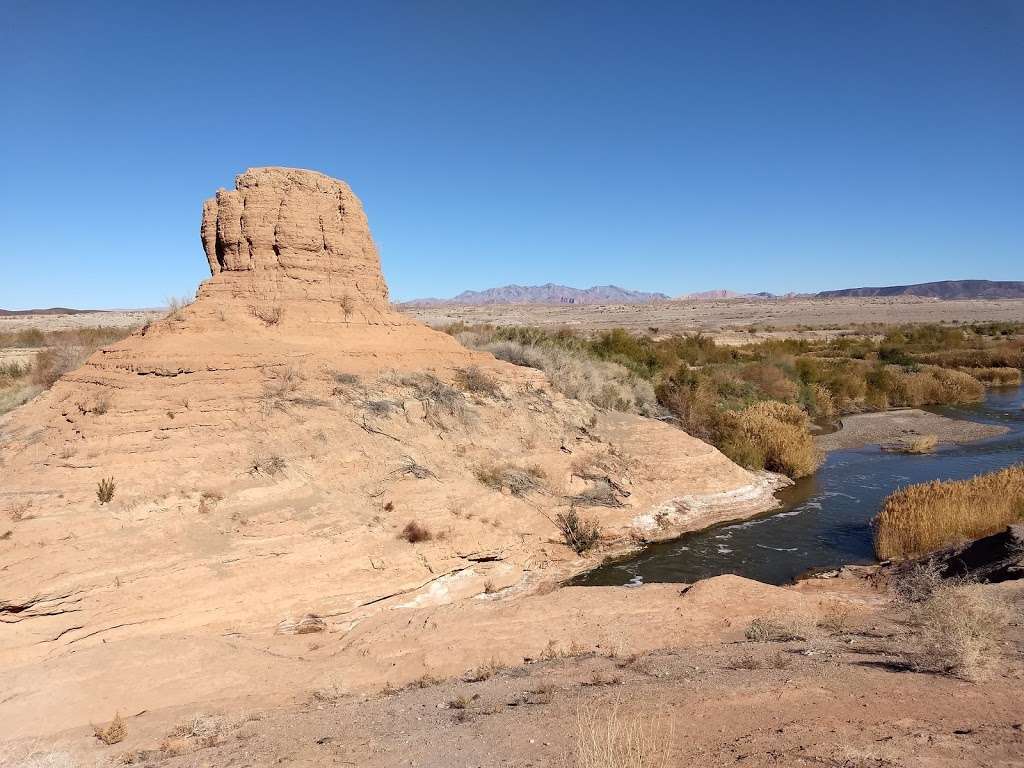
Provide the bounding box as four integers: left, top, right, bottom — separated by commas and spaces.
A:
259, 366, 302, 414
727, 651, 792, 670
889, 559, 946, 604
454, 365, 501, 397
463, 658, 503, 682
402, 373, 470, 428
399, 520, 432, 543
390, 455, 437, 480
251, 303, 284, 326
249, 451, 286, 476
554, 509, 603, 554
8, 500, 31, 522
906, 583, 1016, 680
93, 713, 127, 745
570, 479, 625, 508
475, 463, 547, 497
96, 477, 116, 505
743, 615, 810, 643
873, 464, 1024, 560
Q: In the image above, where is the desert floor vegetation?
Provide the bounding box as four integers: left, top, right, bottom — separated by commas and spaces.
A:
891, 565, 1018, 681
553, 508, 603, 554
445, 321, 1024, 479
0, 324, 136, 414
572, 699, 672, 768
873, 464, 1024, 560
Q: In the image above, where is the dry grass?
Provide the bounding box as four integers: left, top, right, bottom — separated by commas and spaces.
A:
259, 366, 303, 414
96, 476, 116, 505
873, 464, 1024, 560
399, 520, 432, 543
463, 658, 504, 682
554, 509, 603, 554
475, 462, 547, 497
251, 303, 284, 326
723, 401, 822, 478
572, 699, 671, 768
402, 373, 470, 428
453, 365, 501, 397
743, 615, 812, 642
961, 367, 1022, 387
905, 582, 1016, 680
478, 340, 660, 416
249, 451, 287, 476
569, 479, 625, 508
8, 500, 32, 522
92, 713, 127, 745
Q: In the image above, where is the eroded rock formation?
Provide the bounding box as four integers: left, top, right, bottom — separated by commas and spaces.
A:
0, 168, 781, 740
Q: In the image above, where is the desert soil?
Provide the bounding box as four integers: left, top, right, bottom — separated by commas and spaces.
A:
14, 575, 1024, 768
817, 409, 1009, 452
400, 297, 1024, 338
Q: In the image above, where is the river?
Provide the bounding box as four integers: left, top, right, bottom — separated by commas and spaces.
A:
573, 385, 1024, 587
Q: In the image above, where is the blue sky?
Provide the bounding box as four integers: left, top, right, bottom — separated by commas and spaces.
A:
1, 1, 1021, 308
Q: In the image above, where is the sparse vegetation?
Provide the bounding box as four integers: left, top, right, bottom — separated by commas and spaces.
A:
743, 615, 810, 643
463, 658, 503, 682
402, 372, 470, 428
443, 321, 1024, 478
904, 582, 1016, 680
475, 462, 547, 497
251, 303, 284, 326
572, 699, 671, 768
570, 479, 625, 508
453, 365, 501, 397
873, 464, 1024, 560
96, 476, 116, 505
259, 365, 303, 414
554, 509, 603, 554
249, 451, 287, 476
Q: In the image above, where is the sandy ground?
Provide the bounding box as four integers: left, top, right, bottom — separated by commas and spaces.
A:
400, 297, 1024, 336
15, 575, 1024, 768
3, 297, 1023, 339
817, 409, 1009, 452
0, 309, 163, 332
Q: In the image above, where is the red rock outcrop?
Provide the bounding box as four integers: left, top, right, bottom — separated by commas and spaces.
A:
0, 168, 782, 740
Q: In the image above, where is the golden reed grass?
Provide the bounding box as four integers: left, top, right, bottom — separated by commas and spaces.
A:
874, 464, 1024, 560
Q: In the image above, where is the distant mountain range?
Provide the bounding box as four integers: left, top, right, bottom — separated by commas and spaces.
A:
407, 283, 669, 305
816, 280, 1024, 300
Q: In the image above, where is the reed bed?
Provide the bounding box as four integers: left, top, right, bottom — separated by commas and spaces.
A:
874, 464, 1024, 560
961, 367, 1023, 387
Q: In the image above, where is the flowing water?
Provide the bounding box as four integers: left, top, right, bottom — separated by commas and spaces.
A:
573, 386, 1024, 587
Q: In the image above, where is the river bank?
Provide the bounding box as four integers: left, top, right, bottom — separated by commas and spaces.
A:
576, 385, 1024, 587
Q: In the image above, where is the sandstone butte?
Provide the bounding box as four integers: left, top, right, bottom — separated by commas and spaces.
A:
0, 168, 791, 741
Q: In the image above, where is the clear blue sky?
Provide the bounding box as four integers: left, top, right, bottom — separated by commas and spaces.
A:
1, 1, 1021, 308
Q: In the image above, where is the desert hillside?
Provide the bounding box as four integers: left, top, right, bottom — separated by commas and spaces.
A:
0, 168, 783, 742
